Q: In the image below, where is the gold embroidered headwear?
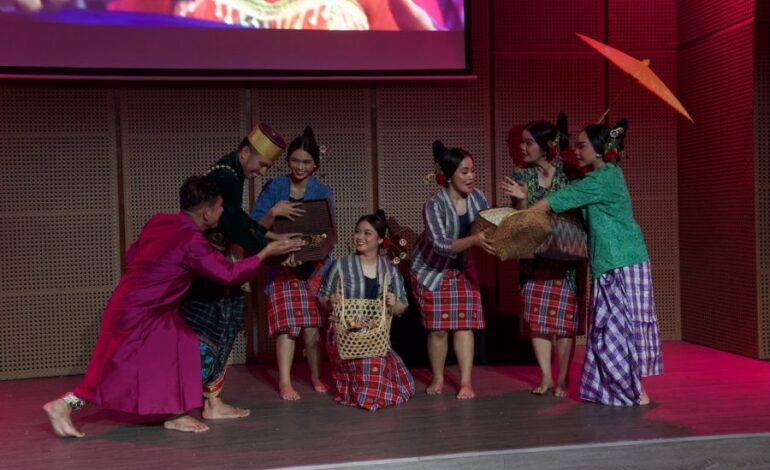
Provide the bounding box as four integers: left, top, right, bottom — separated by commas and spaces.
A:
248, 123, 286, 162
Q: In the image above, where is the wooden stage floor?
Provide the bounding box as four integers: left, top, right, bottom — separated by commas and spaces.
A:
4, 341, 770, 469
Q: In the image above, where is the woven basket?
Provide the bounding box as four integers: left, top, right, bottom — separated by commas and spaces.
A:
471, 207, 517, 235
333, 272, 392, 360
491, 209, 553, 261
535, 211, 588, 261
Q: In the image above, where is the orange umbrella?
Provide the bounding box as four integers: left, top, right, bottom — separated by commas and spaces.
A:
576, 33, 694, 123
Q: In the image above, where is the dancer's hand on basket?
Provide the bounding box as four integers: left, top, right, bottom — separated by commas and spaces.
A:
326, 293, 341, 310
385, 293, 396, 309
474, 230, 496, 256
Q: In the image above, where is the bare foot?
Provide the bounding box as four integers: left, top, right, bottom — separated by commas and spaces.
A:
279, 382, 301, 400
312, 380, 329, 393
202, 397, 250, 419
426, 378, 444, 395
163, 414, 209, 433
457, 383, 475, 400
639, 391, 651, 406
43, 399, 85, 438
531, 382, 552, 396
553, 386, 569, 398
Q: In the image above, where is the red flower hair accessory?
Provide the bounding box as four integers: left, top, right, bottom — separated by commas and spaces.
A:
603, 127, 625, 163
547, 131, 565, 160
434, 163, 446, 186
547, 141, 560, 159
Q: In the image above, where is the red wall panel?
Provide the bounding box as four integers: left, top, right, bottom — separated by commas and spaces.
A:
678, 0, 754, 45
492, 0, 604, 53
678, 21, 757, 356
609, 0, 677, 51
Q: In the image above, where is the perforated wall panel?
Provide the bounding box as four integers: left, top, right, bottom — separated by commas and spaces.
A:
377, 56, 492, 245
609, 51, 681, 340
0, 84, 120, 379
493, 0, 604, 53
121, 85, 251, 363
678, 21, 757, 356
678, 0, 754, 45
756, 2, 770, 359
609, 0, 676, 50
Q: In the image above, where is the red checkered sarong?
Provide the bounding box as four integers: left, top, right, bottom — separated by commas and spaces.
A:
326, 328, 415, 411
522, 259, 579, 336
412, 269, 484, 330
267, 269, 323, 338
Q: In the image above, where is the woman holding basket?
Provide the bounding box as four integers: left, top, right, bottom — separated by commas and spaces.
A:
411, 141, 495, 400
319, 210, 415, 411
529, 119, 663, 406
500, 113, 582, 398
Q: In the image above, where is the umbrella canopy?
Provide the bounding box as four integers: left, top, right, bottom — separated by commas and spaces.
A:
577, 33, 694, 123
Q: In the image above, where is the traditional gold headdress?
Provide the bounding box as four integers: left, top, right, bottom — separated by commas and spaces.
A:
248, 123, 286, 162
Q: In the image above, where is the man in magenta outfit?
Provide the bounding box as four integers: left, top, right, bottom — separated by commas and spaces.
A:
43, 176, 302, 437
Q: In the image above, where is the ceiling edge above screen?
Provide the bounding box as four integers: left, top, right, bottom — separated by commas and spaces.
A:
0, 2, 470, 79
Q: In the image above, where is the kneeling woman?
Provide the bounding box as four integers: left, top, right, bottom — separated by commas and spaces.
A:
319, 211, 415, 411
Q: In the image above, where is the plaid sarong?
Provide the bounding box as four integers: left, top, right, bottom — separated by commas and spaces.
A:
180, 282, 245, 396
267, 268, 323, 338
580, 261, 663, 406
522, 259, 580, 335
412, 269, 485, 330
326, 328, 415, 411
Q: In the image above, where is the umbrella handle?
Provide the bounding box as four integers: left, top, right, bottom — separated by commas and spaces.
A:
596, 72, 638, 124
596, 108, 610, 124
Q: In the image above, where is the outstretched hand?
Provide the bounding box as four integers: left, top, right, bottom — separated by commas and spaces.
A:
501, 176, 527, 200
263, 238, 304, 259
270, 201, 306, 221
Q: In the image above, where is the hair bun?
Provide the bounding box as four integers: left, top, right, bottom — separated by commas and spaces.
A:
303, 126, 315, 138
432, 140, 446, 162
556, 112, 569, 150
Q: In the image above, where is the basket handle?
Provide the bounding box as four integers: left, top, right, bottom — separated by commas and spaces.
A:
337, 270, 345, 312
381, 273, 391, 311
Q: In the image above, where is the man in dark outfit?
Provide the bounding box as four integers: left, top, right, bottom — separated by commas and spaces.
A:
180, 123, 301, 420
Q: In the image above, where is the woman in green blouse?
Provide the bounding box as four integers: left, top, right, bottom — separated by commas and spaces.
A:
530, 119, 663, 406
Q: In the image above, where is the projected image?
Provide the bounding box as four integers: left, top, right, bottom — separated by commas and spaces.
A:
1, 0, 464, 31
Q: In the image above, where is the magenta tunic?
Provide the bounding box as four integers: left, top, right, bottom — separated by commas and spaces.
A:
73, 212, 264, 415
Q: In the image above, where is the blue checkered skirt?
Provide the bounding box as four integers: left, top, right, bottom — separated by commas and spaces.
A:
580, 261, 663, 406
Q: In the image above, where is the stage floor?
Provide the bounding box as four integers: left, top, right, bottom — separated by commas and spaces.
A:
4, 341, 770, 469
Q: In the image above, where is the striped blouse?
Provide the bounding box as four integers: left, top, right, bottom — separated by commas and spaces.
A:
319, 255, 408, 306
410, 187, 489, 291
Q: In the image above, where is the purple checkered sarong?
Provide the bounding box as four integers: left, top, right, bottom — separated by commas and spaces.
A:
580, 261, 663, 406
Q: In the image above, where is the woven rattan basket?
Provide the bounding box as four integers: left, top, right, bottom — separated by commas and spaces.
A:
471, 208, 553, 261
494, 209, 553, 260
471, 207, 516, 235
333, 272, 392, 360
